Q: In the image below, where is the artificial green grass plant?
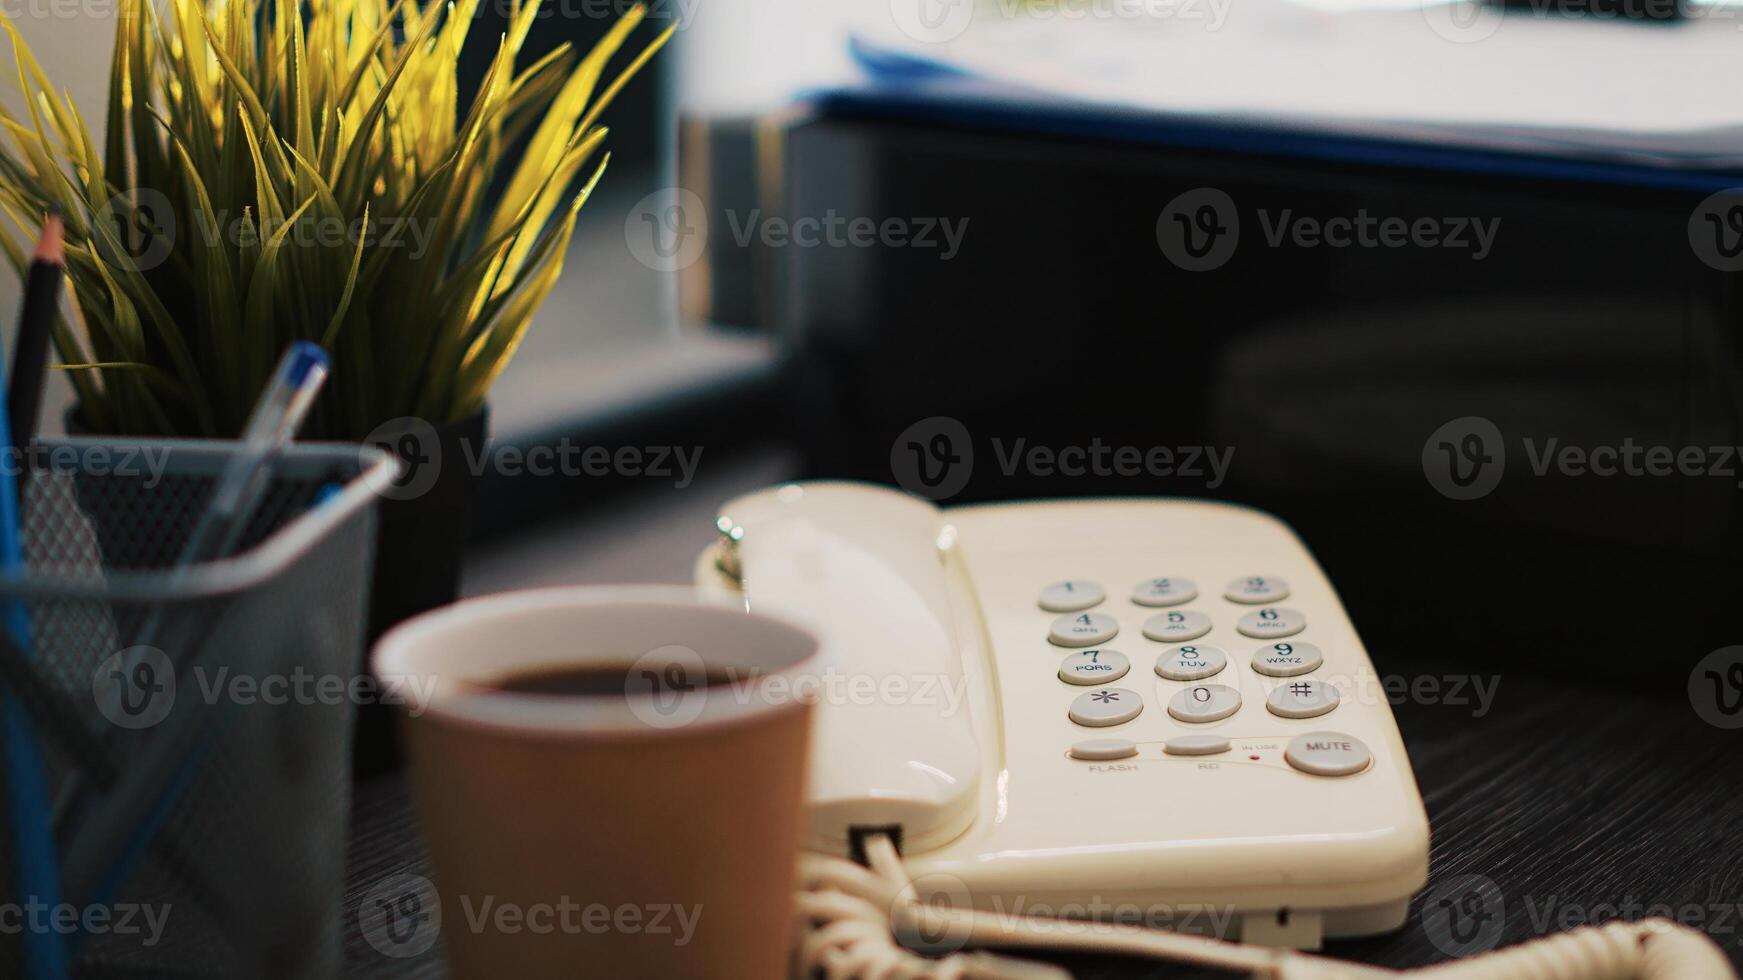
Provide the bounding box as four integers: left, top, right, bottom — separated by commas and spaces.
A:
0, 0, 670, 438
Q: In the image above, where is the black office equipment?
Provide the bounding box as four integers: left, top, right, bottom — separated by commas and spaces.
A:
730, 86, 1743, 681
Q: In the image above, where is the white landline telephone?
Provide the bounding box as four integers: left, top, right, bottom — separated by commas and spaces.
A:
697, 482, 1735, 980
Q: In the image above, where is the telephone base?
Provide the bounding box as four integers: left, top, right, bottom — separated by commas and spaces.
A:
1239, 898, 1411, 949
706, 484, 1431, 952
1242, 909, 1324, 949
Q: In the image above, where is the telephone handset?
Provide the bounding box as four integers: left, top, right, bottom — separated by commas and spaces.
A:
699, 482, 1735, 979
704, 481, 980, 854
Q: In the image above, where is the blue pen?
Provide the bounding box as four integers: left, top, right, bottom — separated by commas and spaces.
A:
59, 343, 330, 945
178, 341, 332, 566
89, 342, 332, 689
0, 306, 66, 978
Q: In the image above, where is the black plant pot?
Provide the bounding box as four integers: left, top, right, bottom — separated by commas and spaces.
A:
352, 408, 487, 777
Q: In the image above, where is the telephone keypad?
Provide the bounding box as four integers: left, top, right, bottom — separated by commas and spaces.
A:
1050, 612, 1120, 647
1153, 644, 1227, 681
1166, 683, 1242, 723
1225, 576, 1290, 604
1141, 609, 1213, 643
1251, 641, 1323, 677
1038, 579, 1106, 612
1058, 649, 1131, 685
1130, 577, 1197, 607
1236, 607, 1306, 639
1069, 688, 1144, 727
1266, 680, 1340, 719
1045, 568, 1339, 744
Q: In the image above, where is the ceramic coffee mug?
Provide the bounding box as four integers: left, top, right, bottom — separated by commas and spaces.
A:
368, 586, 821, 979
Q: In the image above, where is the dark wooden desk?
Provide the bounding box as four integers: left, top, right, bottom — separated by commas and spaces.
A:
340, 646, 1743, 978
339, 453, 1742, 975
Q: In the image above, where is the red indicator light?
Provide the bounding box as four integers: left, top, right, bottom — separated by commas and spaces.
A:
1249, 755, 1261, 760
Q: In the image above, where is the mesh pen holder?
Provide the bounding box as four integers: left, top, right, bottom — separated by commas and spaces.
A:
0, 437, 396, 979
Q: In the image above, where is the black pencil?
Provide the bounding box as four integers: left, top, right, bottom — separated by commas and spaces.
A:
7, 210, 65, 454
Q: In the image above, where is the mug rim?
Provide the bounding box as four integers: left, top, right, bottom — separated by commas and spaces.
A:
370, 584, 825, 737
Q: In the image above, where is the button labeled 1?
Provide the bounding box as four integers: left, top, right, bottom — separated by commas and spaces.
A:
1039, 579, 1105, 612
1059, 649, 1131, 685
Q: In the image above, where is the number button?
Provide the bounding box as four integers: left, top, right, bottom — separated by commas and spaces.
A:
1236, 607, 1305, 639
1225, 576, 1289, 604
1038, 579, 1106, 613
1130, 577, 1197, 607
1049, 612, 1120, 648
1166, 683, 1242, 723
1141, 609, 1212, 643
1154, 645, 1227, 681
1069, 688, 1144, 727
1251, 641, 1323, 677
1059, 649, 1131, 686
1266, 679, 1340, 719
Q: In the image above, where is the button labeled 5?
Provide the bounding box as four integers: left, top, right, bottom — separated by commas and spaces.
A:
1141, 609, 1212, 643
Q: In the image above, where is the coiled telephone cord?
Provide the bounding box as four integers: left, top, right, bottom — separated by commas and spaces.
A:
793, 835, 1737, 980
